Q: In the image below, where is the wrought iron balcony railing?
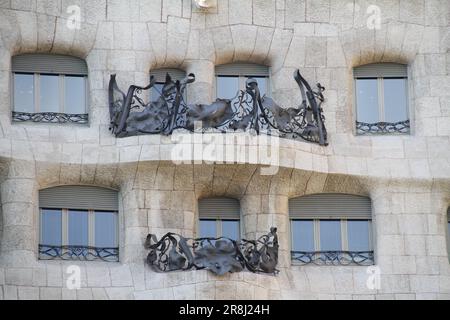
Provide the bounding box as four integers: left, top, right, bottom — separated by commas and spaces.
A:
356, 120, 410, 135
109, 69, 328, 146
39, 244, 119, 262
145, 227, 279, 275
13, 111, 88, 124
291, 250, 374, 266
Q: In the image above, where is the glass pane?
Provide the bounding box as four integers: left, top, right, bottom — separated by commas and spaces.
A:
65, 76, 86, 114
356, 79, 379, 123
68, 210, 89, 246
291, 220, 314, 252
95, 211, 117, 247
222, 220, 239, 240
40, 74, 60, 112
199, 219, 216, 238
248, 76, 268, 97
347, 220, 370, 251
320, 220, 342, 251
40, 209, 62, 246
14, 73, 34, 113
383, 78, 408, 122
217, 76, 239, 100
151, 83, 164, 102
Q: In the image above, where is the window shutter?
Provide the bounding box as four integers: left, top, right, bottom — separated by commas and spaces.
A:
215, 63, 270, 77
289, 194, 372, 219
199, 197, 240, 220
39, 186, 118, 211
12, 54, 88, 75
353, 63, 407, 78
150, 68, 186, 83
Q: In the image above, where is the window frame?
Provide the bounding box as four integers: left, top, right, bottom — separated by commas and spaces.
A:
290, 218, 373, 253
353, 63, 410, 135
39, 207, 119, 260
12, 72, 88, 115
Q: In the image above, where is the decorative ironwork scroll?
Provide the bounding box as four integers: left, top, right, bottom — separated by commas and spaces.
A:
291, 251, 374, 266
12, 112, 88, 124
39, 244, 119, 262
109, 70, 328, 146
356, 120, 410, 135
145, 227, 279, 275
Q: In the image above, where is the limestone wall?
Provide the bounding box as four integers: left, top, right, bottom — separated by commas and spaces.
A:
0, 0, 448, 299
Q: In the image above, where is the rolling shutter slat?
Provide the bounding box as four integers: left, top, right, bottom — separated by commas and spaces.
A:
354, 63, 407, 78
39, 186, 118, 211
289, 194, 372, 219
199, 197, 240, 219
215, 63, 270, 77
150, 68, 186, 83
12, 54, 88, 75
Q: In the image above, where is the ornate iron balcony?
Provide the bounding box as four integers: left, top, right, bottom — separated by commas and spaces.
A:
109, 69, 328, 146
356, 120, 410, 135
145, 227, 279, 275
291, 250, 374, 266
39, 244, 119, 262
12, 111, 88, 124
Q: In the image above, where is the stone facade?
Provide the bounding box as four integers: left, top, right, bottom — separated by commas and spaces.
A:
0, 0, 449, 300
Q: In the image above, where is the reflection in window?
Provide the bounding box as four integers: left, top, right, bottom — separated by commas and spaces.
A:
222, 220, 240, 240
40, 75, 60, 113
320, 220, 342, 251
217, 76, 239, 100
68, 210, 89, 246
13, 73, 34, 113
150, 83, 164, 103
199, 219, 217, 238
291, 220, 314, 252
95, 211, 118, 248
355, 79, 379, 123
347, 220, 370, 252
199, 219, 240, 240
383, 78, 408, 122
65, 76, 86, 114
40, 209, 62, 246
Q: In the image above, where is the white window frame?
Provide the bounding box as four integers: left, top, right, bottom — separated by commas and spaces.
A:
12, 72, 88, 114
39, 208, 119, 250
290, 218, 373, 253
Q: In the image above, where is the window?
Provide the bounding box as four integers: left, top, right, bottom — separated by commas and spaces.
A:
289, 193, 374, 266
215, 63, 270, 103
354, 63, 409, 135
12, 54, 88, 123
198, 197, 241, 240
39, 186, 119, 262
149, 68, 186, 102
